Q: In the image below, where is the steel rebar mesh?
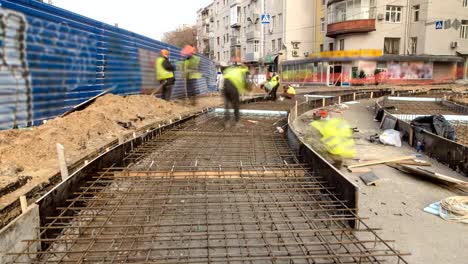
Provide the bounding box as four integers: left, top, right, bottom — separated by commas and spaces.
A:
8, 112, 408, 264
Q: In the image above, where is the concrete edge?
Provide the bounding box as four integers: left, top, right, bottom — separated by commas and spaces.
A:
0, 204, 40, 262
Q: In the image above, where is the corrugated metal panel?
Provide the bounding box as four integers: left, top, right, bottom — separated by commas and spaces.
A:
0, 0, 216, 129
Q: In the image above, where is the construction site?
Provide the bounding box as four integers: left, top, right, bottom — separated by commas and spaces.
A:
0, 1, 468, 264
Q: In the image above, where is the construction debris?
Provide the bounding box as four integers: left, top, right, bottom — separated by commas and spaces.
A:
424, 196, 468, 224
360, 171, 380, 186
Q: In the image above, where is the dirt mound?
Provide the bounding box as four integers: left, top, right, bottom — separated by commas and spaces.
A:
0, 94, 222, 210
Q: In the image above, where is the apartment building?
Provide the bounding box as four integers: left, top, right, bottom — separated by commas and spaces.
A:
196, 3, 215, 60
282, 0, 468, 86
196, 0, 326, 67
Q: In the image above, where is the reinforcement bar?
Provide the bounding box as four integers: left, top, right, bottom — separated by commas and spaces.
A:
7, 111, 408, 263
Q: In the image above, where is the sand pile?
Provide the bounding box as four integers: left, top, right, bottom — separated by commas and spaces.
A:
0, 94, 220, 196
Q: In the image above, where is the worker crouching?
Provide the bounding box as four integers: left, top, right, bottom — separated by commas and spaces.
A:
308, 111, 356, 168
222, 58, 250, 127
280, 85, 296, 100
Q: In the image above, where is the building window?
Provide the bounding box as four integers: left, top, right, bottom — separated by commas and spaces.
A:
384, 38, 400, 54
272, 39, 276, 51
329, 43, 334, 51
278, 38, 282, 50
322, 0, 326, 5
217, 52, 220, 60
464, 0, 468, 7
461, 20, 468, 39
320, 44, 324, 52
413, 5, 420, 22
271, 15, 276, 31
217, 37, 220, 45
320, 17, 325, 32
339, 39, 345, 50
254, 40, 259, 52
385, 6, 402, 23
278, 13, 283, 30
410, 37, 417, 54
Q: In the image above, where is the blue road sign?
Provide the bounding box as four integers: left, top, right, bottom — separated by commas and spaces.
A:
261, 14, 270, 24
435, 21, 443, 30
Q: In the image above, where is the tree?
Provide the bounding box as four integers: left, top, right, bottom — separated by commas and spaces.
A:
162, 25, 197, 48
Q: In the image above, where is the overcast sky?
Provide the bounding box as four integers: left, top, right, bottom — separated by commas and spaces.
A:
53, 0, 212, 40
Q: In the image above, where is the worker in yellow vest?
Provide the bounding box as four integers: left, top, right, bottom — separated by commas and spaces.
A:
263, 74, 280, 101
155, 49, 175, 101
182, 45, 202, 105
222, 58, 249, 126
310, 116, 356, 167
280, 85, 296, 100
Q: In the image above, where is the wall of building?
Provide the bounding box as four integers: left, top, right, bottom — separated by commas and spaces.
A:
326, 0, 408, 53
423, 0, 468, 55
0, 0, 216, 130
284, 0, 316, 60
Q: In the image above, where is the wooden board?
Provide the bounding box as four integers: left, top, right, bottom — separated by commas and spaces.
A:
388, 164, 468, 186
115, 170, 306, 178
347, 156, 415, 169
61, 88, 113, 117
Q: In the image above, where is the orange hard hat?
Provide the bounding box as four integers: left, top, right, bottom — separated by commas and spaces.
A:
181, 45, 196, 56
160, 49, 169, 57
318, 109, 328, 118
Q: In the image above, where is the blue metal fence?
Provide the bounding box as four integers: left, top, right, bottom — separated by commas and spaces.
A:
0, 0, 216, 129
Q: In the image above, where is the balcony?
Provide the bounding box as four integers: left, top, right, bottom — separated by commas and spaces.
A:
230, 37, 241, 47
326, 19, 375, 37
244, 52, 260, 62
246, 31, 260, 41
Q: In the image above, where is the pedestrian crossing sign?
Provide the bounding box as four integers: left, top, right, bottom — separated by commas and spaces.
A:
435, 21, 443, 30
261, 14, 270, 24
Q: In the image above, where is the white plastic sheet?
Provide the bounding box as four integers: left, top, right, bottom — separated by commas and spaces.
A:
379, 129, 402, 147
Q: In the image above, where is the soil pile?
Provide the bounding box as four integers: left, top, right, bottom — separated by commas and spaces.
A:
0, 94, 221, 209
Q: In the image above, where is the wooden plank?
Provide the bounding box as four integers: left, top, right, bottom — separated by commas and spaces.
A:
19, 196, 27, 213
389, 164, 468, 186
347, 156, 415, 169
347, 167, 371, 173
392, 159, 431, 166
61, 88, 113, 117
56, 143, 69, 181
115, 170, 306, 178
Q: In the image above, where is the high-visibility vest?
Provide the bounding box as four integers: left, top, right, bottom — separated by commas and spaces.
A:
311, 118, 356, 158
223, 66, 249, 94
156, 57, 174, 81
286, 85, 296, 95
270, 75, 279, 87
184, 56, 202, 79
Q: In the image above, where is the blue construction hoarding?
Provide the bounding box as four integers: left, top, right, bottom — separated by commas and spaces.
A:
0, 0, 216, 129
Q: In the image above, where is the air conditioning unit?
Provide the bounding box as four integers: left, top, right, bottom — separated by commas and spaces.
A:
451, 41, 459, 48
377, 14, 384, 20
292, 50, 299, 57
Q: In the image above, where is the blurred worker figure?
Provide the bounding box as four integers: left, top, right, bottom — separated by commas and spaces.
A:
308, 112, 356, 168
182, 45, 202, 105
263, 74, 280, 101
156, 49, 175, 101
280, 84, 296, 100
222, 57, 249, 127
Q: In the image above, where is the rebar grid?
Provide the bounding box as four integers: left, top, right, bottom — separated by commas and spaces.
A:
8, 113, 408, 263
